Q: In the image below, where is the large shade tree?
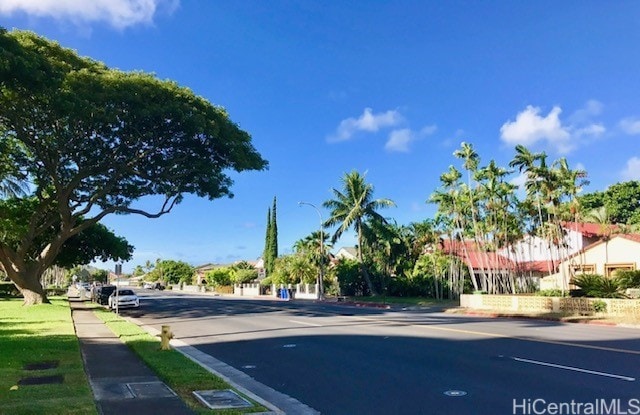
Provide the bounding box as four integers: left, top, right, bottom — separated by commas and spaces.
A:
323, 170, 395, 295
0, 29, 267, 304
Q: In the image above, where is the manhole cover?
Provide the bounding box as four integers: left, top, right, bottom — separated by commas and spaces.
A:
127, 382, 176, 398
18, 375, 64, 385
193, 389, 252, 409
23, 361, 59, 371
444, 390, 467, 397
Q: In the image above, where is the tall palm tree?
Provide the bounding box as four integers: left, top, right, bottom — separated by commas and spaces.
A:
323, 170, 395, 295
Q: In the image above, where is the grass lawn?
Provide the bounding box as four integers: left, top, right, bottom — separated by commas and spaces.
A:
0, 297, 97, 415
92, 306, 267, 414
349, 295, 459, 308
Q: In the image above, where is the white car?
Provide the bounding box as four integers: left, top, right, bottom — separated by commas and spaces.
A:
108, 289, 140, 310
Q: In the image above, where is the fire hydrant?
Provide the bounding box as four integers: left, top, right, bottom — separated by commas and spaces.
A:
159, 325, 173, 350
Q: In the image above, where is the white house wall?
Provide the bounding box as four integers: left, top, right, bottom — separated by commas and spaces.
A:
541, 236, 640, 290
499, 229, 584, 263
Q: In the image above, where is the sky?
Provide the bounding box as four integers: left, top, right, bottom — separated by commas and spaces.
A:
3, 1, 640, 273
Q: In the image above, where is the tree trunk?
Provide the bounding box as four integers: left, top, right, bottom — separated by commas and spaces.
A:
14, 274, 50, 305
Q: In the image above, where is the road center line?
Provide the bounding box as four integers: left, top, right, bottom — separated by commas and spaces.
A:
511, 356, 636, 381
288, 319, 322, 327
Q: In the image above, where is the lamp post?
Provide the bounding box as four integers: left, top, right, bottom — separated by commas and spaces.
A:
298, 201, 324, 300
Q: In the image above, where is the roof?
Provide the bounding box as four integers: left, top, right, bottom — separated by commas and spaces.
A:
441, 239, 556, 273
561, 221, 620, 237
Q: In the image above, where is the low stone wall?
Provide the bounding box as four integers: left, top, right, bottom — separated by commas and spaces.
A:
460, 294, 640, 317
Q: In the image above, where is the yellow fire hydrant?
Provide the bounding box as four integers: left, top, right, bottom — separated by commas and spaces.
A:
159, 325, 173, 350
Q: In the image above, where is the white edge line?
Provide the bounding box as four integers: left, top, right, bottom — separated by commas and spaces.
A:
512, 356, 636, 382
288, 319, 322, 327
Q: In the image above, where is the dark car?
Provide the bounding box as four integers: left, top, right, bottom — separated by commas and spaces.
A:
95, 285, 116, 305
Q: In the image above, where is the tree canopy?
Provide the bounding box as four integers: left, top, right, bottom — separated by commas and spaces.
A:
0, 29, 267, 304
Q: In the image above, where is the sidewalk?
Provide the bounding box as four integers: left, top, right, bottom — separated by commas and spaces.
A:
69, 298, 194, 415
69, 296, 320, 415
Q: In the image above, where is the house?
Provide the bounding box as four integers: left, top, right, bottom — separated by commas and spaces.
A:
437, 222, 619, 292
540, 233, 640, 290
194, 258, 265, 285
334, 247, 358, 261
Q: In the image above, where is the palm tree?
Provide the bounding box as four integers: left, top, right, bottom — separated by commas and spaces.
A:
323, 170, 395, 295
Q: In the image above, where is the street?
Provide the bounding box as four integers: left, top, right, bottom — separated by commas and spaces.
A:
126, 290, 640, 414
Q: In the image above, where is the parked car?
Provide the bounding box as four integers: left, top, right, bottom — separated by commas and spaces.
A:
95, 285, 116, 305
108, 289, 140, 310
143, 282, 164, 290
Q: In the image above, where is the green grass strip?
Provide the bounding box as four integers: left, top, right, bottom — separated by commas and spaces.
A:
350, 295, 458, 307
0, 297, 97, 415
92, 306, 267, 414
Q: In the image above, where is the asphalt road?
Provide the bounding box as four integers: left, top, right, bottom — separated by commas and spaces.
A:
124, 290, 640, 415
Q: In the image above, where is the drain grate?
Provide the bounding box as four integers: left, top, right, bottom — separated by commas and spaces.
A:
23, 361, 59, 371
127, 382, 177, 398
193, 389, 252, 409
18, 375, 64, 385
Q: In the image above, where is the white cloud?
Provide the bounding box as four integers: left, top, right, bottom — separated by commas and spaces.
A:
510, 172, 527, 189
619, 118, 640, 135
385, 129, 413, 152
384, 124, 436, 153
574, 124, 605, 138
621, 157, 640, 180
569, 99, 603, 124
327, 108, 403, 142
500, 105, 570, 147
0, 0, 178, 29
419, 125, 437, 136
500, 102, 606, 154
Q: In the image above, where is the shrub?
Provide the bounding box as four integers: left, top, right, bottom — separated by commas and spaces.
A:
570, 274, 625, 298
615, 270, 640, 289
0, 282, 20, 297
334, 259, 368, 296
205, 268, 232, 287
592, 300, 607, 313
232, 269, 258, 284
536, 289, 567, 297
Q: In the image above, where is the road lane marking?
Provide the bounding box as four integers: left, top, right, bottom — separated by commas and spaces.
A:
288, 319, 322, 327
350, 315, 640, 356
511, 356, 636, 381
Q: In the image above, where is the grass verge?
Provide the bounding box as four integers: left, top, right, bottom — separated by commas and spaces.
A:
0, 297, 97, 415
91, 306, 267, 414
349, 295, 458, 308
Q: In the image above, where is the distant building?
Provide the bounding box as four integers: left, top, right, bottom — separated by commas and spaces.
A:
194, 258, 265, 285
334, 247, 358, 261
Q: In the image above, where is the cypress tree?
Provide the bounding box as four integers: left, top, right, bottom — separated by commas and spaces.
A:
270, 196, 278, 265
264, 207, 272, 274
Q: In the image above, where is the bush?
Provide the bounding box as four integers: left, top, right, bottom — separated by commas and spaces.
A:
232, 269, 258, 284
536, 289, 567, 297
206, 268, 232, 287
570, 274, 625, 298
0, 282, 20, 297
615, 270, 640, 289
334, 259, 368, 296
592, 300, 607, 313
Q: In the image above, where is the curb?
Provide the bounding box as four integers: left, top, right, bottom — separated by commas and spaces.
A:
458, 310, 629, 327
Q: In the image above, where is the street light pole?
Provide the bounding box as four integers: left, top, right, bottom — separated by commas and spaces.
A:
298, 201, 324, 300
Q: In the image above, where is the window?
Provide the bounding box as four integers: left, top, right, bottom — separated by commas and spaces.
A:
571, 264, 596, 275
605, 263, 635, 278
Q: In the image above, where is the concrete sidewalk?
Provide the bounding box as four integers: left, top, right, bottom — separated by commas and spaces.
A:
70, 296, 320, 415
70, 298, 194, 415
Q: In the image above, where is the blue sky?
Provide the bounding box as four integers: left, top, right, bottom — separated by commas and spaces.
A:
3, 1, 640, 273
